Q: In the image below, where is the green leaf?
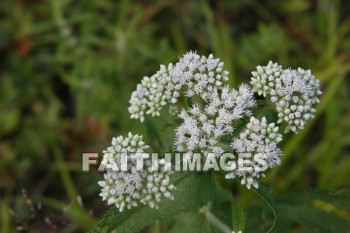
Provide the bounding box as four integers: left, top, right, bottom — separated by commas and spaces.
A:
167, 179, 233, 233
185, 96, 193, 108
144, 116, 175, 152
232, 197, 246, 233
246, 188, 350, 233
305, 188, 350, 210
91, 173, 219, 233
144, 117, 165, 151
168, 211, 222, 233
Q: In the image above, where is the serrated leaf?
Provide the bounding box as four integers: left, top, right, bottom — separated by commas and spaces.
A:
91, 173, 219, 233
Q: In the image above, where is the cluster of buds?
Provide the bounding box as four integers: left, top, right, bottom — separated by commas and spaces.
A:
128, 52, 229, 122
98, 133, 175, 212
251, 61, 322, 133
226, 117, 283, 189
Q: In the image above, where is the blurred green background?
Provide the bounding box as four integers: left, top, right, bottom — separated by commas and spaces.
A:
1, 0, 350, 232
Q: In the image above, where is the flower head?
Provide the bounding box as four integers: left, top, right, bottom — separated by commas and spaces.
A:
226, 117, 282, 189
175, 84, 256, 159
140, 159, 176, 209
251, 62, 322, 133
99, 133, 175, 212
128, 52, 229, 122
250, 61, 283, 97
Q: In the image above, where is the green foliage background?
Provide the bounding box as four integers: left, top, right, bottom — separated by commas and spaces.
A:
1, 0, 350, 232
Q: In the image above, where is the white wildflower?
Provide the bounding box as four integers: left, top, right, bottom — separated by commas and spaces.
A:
251, 62, 322, 133
101, 132, 149, 169
140, 159, 176, 209
226, 117, 282, 189
128, 73, 170, 122
128, 51, 229, 122
170, 52, 229, 97
250, 61, 283, 97
175, 85, 255, 159
98, 133, 175, 212
124, 52, 322, 192
98, 169, 143, 212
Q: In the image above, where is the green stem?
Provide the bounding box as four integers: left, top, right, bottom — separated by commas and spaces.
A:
52, 145, 78, 204
200, 203, 232, 233
254, 186, 277, 233
151, 220, 161, 233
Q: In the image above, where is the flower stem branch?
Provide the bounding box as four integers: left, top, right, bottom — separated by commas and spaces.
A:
200, 202, 232, 233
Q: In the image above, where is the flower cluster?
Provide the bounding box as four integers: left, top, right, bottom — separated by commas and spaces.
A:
128, 75, 169, 122
226, 117, 282, 189
112, 51, 322, 195
128, 52, 229, 122
240, 116, 282, 145
140, 159, 175, 208
168, 52, 229, 98
99, 169, 143, 211
251, 61, 322, 133
98, 133, 175, 212
101, 133, 149, 169
175, 84, 256, 160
